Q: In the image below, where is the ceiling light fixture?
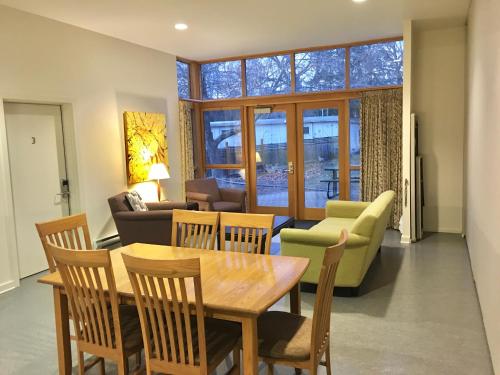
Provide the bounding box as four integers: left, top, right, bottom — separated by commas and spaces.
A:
174, 23, 188, 31
352, 0, 367, 3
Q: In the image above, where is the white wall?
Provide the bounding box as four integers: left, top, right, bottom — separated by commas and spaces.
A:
466, 0, 500, 371
0, 5, 181, 292
413, 25, 466, 233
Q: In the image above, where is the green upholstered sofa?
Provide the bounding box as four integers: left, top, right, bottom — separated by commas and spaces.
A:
281, 191, 395, 290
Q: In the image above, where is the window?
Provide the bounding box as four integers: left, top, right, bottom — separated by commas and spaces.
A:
246, 55, 291, 96
295, 49, 345, 92
205, 168, 246, 190
176, 60, 190, 99
350, 40, 404, 88
201, 61, 242, 99
203, 110, 242, 165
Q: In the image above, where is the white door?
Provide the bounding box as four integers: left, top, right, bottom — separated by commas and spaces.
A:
4, 103, 70, 278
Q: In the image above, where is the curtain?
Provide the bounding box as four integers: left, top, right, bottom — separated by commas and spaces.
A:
360, 88, 403, 229
179, 100, 195, 200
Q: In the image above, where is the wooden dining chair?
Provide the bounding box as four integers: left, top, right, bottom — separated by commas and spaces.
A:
171, 209, 219, 250
257, 229, 348, 375
35, 213, 93, 272
219, 212, 275, 255
48, 243, 144, 375
122, 253, 242, 375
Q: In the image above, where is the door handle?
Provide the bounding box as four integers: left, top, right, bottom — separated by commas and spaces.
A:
287, 161, 294, 175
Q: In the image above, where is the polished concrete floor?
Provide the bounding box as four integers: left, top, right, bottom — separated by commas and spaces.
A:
0, 232, 493, 374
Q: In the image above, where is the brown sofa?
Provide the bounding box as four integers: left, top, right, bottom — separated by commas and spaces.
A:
185, 178, 246, 212
108, 192, 198, 246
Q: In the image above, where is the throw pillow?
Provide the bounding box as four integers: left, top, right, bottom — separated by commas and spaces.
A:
126, 191, 148, 212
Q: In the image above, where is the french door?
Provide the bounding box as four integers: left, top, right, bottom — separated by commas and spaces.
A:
247, 100, 351, 220
248, 104, 297, 215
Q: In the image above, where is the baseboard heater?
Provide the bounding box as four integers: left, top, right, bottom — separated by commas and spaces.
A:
95, 234, 121, 249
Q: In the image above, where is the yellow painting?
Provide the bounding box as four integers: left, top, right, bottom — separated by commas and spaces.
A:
124, 111, 169, 184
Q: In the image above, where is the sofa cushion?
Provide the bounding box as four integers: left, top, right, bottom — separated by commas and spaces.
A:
125, 191, 148, 212
310, 217, 356, 232
213, 201, 242, 212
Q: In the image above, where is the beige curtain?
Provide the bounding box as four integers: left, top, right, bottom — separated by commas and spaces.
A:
360, 88, 402, 229
179, 100, 195, 200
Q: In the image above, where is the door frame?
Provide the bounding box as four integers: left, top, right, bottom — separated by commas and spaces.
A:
247, 104, 297, 216
296, 100, 348, 220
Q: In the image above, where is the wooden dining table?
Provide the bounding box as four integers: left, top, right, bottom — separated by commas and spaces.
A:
38, 243, 310, 375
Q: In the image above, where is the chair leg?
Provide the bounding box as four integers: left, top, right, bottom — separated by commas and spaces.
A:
78, 352, 85, 375
117, 356, 128, 375
267, 363, 274, 375
233, 343, 241, 370
325, 343, 332, 375
294, 369, 302, 375
100, 357, 106, 375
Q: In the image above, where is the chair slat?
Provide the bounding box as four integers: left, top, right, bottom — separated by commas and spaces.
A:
171, 210, 219, 250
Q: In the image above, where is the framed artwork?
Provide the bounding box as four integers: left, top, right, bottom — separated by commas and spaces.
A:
124, 111, 169, 184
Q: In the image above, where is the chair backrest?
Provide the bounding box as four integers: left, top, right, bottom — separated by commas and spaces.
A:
185, 178, 221, 202
171, 209, 219, 250
122, 254, 208, 374
48, 243, 123, 353
108, 192, 133, 214
310, 229, 347, 363
35, 213, 93, 272
219, 212, 274, 254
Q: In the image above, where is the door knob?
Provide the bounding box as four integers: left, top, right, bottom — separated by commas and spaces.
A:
287, 161, 294, 174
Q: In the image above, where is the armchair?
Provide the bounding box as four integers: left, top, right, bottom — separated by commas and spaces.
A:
185, 178, 246, 212
108, 192, 198, 246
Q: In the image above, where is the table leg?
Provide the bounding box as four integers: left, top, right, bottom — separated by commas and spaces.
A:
290, 282, 301, 315
241, 316, 258, 375
53, 287, 72, 375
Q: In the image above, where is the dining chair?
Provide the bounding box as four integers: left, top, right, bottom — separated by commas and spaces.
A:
122, 253, 242, 375
35, 213, 93, 272
257, 229, 348, 375
219, 212, 275, 255
48, 243, 144, 375
171, 209, 219, 250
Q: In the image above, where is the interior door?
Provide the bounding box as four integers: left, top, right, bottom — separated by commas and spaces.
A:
248, 104, 296, 216
5, 102, 70, 278
297, 101, 347, 220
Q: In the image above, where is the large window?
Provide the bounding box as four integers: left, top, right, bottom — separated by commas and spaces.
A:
201, 61, 242, 99
246, 55, 291, 96
203, 109, 242, 165
350, 40, 404, 88
176, 60, 190, 99
295, 48, 345, 92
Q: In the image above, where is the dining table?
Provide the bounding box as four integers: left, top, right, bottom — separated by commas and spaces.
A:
38, 243, 310, 375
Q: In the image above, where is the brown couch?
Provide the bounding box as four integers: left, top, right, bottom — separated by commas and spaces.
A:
185, 178, 246, 212
108, 192, 198, 246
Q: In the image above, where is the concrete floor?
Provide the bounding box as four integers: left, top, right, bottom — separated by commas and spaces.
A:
0, 231, 493, 374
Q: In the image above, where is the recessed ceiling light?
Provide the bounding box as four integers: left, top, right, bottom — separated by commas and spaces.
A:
175, 23, 188, 31
352, 0, 367, 3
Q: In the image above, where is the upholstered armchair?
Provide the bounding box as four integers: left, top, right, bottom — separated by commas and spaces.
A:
185, 178, 246, 212
108, 192, 198, 246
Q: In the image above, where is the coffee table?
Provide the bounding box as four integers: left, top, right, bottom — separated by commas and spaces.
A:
222, 215, 295, 254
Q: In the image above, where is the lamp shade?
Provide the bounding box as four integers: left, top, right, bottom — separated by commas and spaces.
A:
148, 163, 170, 181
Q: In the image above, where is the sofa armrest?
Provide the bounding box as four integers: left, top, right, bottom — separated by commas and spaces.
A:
186, 192, 214, 202
280, 228, 369, 247
325, 200, 371, 218
146, 201, 193, 211
219, 188, 246, 203
113, 210, 173, 222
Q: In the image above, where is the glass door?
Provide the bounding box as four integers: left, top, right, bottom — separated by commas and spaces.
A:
297, 101, 347, 220
248, 104, 296, 216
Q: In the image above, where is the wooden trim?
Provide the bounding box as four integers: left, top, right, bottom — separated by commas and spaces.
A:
195, 36, 403, 64
205, 164, 243, 169
241, 60, 247, 97
199, 85, 401, 108
345, 47, 350, 89
290, 53, 296, 94
190, 62, 201, 100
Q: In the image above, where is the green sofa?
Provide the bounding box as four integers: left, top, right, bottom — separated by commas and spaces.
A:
281, 191, 395, 290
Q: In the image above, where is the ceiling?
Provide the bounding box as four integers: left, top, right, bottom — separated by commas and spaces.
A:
0, 0, 471, 61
